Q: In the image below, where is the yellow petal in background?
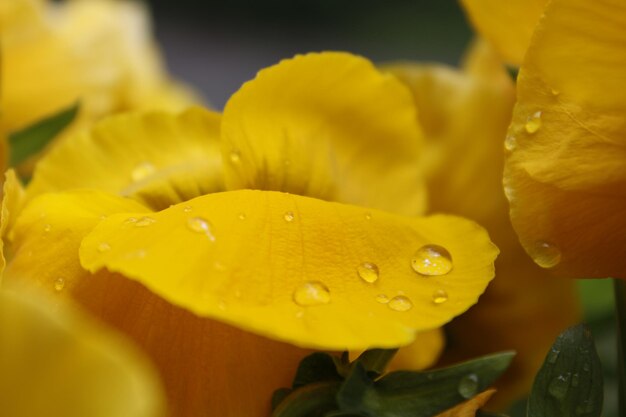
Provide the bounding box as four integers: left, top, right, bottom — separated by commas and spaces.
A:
504, 0, 626, 278
27, 108, 223, 210
459, 0, 547, 65
0, 289, 164, 417
387, 42, 580, 407
2, 190, 314, 417
1, 170, 25, 277
221, 52, 427, 216
80, 189, 498, 350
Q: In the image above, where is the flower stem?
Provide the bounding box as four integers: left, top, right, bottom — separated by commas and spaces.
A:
613, 279, 626, 416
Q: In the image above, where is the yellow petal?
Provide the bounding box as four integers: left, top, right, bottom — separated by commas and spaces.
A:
0, 0, 46, 40
27, 108, 223, 210
387, 328, 445, 371
221, 52, 427, 216
3, 190, 315, 417
80, 189, 497, 350
504, 0, 626, 278
388, 45, 580, 408
1, 170, 25, 277
435, 389, 496, 417
5, 190, 149, 292
460, 0, 548, 65
0, 289, 164, 417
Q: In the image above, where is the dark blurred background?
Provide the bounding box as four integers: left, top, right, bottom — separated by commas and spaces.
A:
148, 0, 472, 108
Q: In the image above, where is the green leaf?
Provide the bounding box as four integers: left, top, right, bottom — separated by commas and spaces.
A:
354, 349, 398, 377
292, 352, 344, 388
8, 103, 79, 166
272, 388, 293, 411
337, 351, 515, 417
527, 324, 603, 417
271, 382, 342, 417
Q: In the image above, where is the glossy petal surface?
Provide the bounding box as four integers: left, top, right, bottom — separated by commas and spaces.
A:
80, 189, 497, 350
504, 0, 626, 278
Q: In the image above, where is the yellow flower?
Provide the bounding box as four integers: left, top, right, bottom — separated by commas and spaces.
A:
497, 0, 626, 278
0, 287, 164, 417
385, 40, 580, 407
1, 0, 197, 172
2, 52, 498, 416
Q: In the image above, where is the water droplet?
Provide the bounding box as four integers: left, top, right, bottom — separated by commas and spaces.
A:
357, 262, 379, 283
124, 217, 138, 225
43, 224, 52, 233
296, 310, 304, 319
525, 111, 542, 134
575, 399, 595, 415
458, 374, 479, 399
54, 278, 66, 292
376, 294, 390, 304
547, 348, 560, 364
284, 211, 295, 222
582, 362, 590, 372
229, 150, 241, 164
293, 281, 331, 306
548, 373, 570, 400
131, 161, 156, 182
365, 212, 372, 220
238, 212, 246, 220
388, 295, 412, 312
218, 300, 227, 311
504, 135, 517, 151
97, 242, 111, 253
530, 241, 562, 269
551, 88, 561, 96
411, 245, 453, 276
187, 217, 216, 241
135, 216, 156, 227
432, 289, 449, 305
183, 206, 192, 213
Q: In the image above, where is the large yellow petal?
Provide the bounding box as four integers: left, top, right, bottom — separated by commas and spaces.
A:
80, 189, 498, 350
27, 108, 223, 210
221, 52, 427, 216
388, 43, 580, 407
459, 0, 548, 65
504, 0, 626, 278
2, 190, 315, 417
0, 289, 164, 417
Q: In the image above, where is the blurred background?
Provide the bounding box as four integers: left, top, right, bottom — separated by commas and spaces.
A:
147, 2, 618, 416
147, 0, 471, 109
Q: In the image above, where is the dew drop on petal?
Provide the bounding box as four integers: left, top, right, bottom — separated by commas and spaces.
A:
411, 245, 453, 276
43, 224, 52, 233
183, 206, 192, 213
135, 216, 156, 227
504, 135, 517, 151
432, 289, 449, 305
54, 278, 66, 292
551, 88, 561, 97
187, 217, 216, 241
458, 374, 479, 399
131, 161, 156, 182
97, 242, 111, 253
238, 212, 247, 220
357, 262, 379, 283
530, 241, 562, 269
388, 295, 412, 312
525, 111, 542, 134
124, 217, 138, 225
293, 281, 331, 306
284, 211, 295, 222
376, 294, 390, 304
365, 212, 372, 220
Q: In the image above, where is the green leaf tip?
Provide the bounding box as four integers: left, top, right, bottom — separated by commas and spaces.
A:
528, 324, 603, 417
8, 102, 79, 166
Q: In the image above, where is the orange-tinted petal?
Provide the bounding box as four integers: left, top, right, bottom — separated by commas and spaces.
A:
504, 0, 626, 278
435, 389, 496, 417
